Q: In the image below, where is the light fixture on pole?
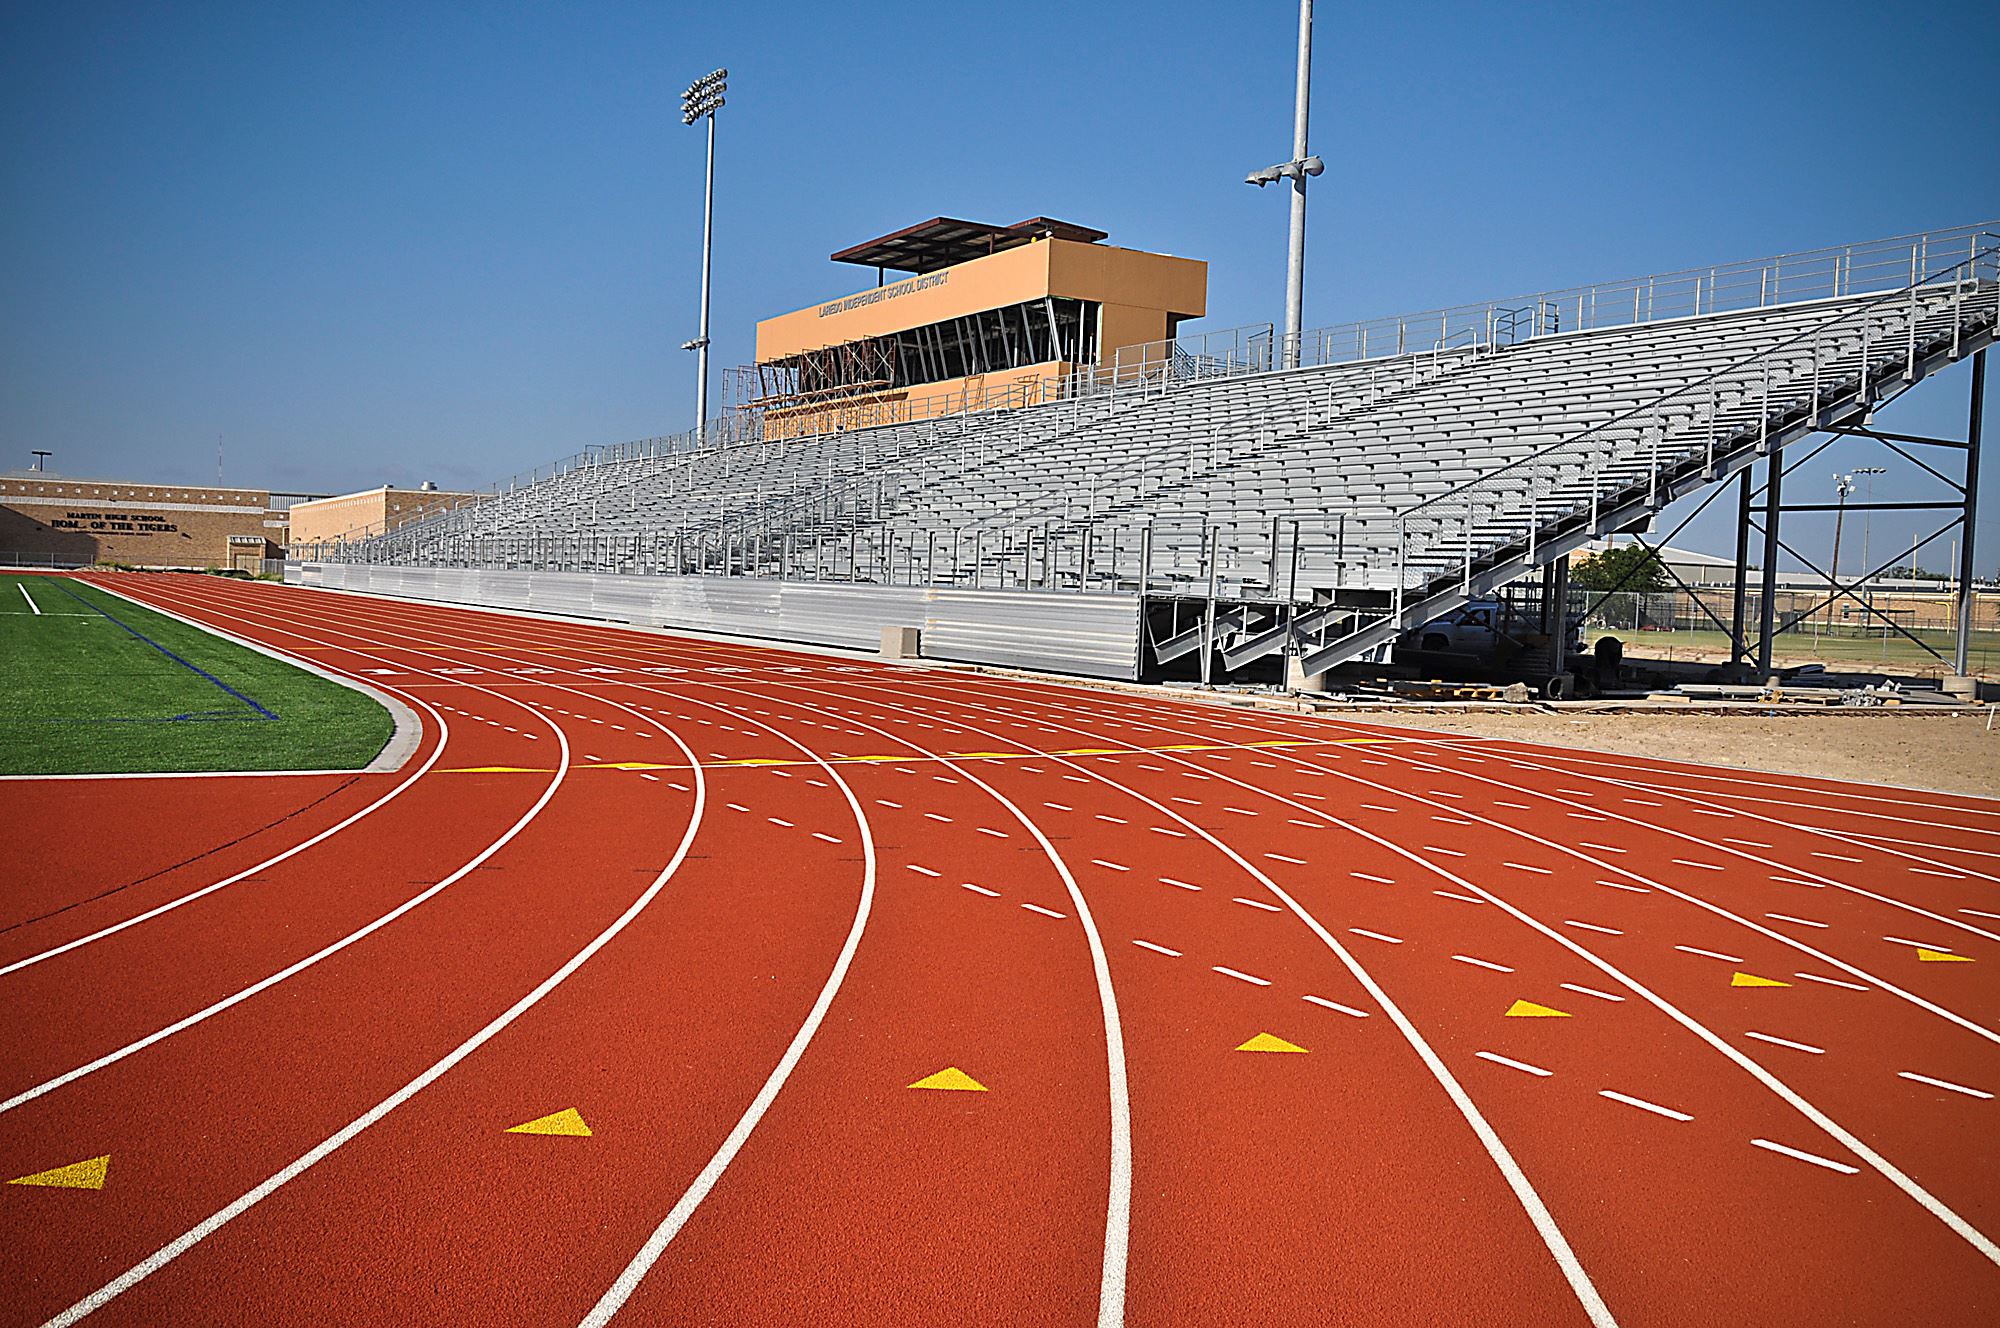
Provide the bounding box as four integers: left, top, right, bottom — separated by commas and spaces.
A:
1852, 465, 1885, 587
1245, 0, 1320, 370
1830, 471, 1857, 585
682, 67, 727, 441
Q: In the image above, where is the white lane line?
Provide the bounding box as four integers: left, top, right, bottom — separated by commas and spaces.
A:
1910, 867, 1968, 879
907, 864, 941, 878
1302, 995, 1370, 1018
1672, 859, 1725, 871
1723, 838, 1774, 849
1504, 862, 1554, 874
1771, 875, 1824, 887
18, 582, 42, 614
1578, 842, 1626, 854
1745, 1031, 1826, 1055
1149, 826, 1187, 838
1494, 801, 1533, 810
1091, 859, 1131, 873
1751, 1139, 1859, 1175
1599, 1090, 1694, 1122
1359, 803, 1400, 812
1794, 972, 1869, 991
1963, 908, 2000, 921
639, 773, 659, 782
1563, 920, 1623, 936
1022, 903, 1067, 919
1160, 876, 1201, 891
1765, 912, 1828, 929
924, 812, 952, 823
1477, 1051, 1552, 1077
767, 817, 794, 828
1452, 955, 1515, 973
1212, 965, 1271, 986
1351, 872, 1396, 884
1349, 928, 1403, 945
1132, 939, 1181, 957
1559, 983, 1625, 1002
1596, 879, 1649, 893
875, 799, 903, 809
1423, 845, 1467, 857
1898, 1071, 1992, 1099
1885, 936, 1950, 952
1675, 945, 1745, 963
976, 826, 1008, 838
1265, 853, 1308, 865
1095, 814, 1128, 824
1044, 801, 1073, 812
812, 832, 842, 844
1233, 897, 1283, 912
1811, 852, 1864, 863
960, 883, 1000, 898
1434, 890, 1484, 905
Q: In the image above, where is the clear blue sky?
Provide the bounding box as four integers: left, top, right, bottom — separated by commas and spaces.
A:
3, 1, 1996, 569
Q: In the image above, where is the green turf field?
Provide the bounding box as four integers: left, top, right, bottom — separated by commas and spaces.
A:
0, 575, 395, 775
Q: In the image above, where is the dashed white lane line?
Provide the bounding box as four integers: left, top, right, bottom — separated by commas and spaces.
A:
1423, 845, 1467, 857
924, 812, 952, 823
1723, 838, 1775, 849
1132, 939, 1182, 957
960, 883, 1001, 898
1504, 862, 1554, 875
1303, 995, 1370, 1018
1671, 859, 1724, 871
1963, 909, 2000, 921
1578, 843, 1625, 854
1477, 1051, 1553, 1077
1751, 1138, 1858, 1175
1352, 872, 1396, 885
1676, 945, 1745, 963
1885, 936, 1951, 952
1349, 928, 1404, 945
1745, 1031, 1826, 1055
1812, 851, 1864, 863
1494, 801, 1533, 811
1765, 912, 1828, 929
1563, 920, 1623, 936
1233, 897, 1283, 912
1213, 965, 1271, 986
1150, 826, 1187, 838
639, 773, 660, 782
1911, 867, 1969, 879
1359, 803, 1400, 813
1596, 879, 1648, 893
1161, 876, 1202, 892
1794, 972, 1869, 992
907, 864, 941, 878
1265, 853, 1308, 865
1434, 890, 1484, 905
875, 799, 903, 809
976, 827, 1008, 838
1600, 1090, 1693, 1122
726, 803, 750, 813
1095, 814, 1128, 824
1898, 1071, 1992, 1099
1559, 983, 1625, 1002
1771, 874, 1824, 888
812, 832, 842, 844
767, 817, 794, 828
1044, 802, 1073, 812
1223, 807, 1256, 817
1022, 903, 1067, 919
1092, 860, 1131, 873
1452, 955, 1515, 973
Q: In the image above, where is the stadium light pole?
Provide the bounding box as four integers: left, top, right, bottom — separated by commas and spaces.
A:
1246, 1, 1321, 370
682, 68, 727, 441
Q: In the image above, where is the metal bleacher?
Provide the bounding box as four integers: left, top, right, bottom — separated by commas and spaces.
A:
313, 222, 1998, 680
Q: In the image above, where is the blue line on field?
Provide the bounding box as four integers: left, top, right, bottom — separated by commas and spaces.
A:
50, 580, 280, 721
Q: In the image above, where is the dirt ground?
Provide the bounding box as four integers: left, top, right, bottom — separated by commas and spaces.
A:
1362, 708, 2000, 798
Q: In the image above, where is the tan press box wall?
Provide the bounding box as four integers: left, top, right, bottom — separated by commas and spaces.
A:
0, 476, 276, 568
287, 486, 480, 546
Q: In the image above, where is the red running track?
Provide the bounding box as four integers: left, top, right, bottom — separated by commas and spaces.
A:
0, 571, 1995, 1327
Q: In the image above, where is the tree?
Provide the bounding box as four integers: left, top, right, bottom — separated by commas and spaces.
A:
1570, 544, 1670, 594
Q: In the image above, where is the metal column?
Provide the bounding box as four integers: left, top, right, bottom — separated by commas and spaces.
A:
1729, 469, 1752, 664
1755, 454, 1785, 675
1282, 0, 1312, 370
1955, 349, 1986, 677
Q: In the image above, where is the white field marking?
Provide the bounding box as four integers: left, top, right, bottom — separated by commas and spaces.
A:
1597, 880, 1649, 893
1578, 843, 1626, 854
1599, 1090, 1693, 1123
1751, 1139, 1859, 1175
1223, 806, 1255, 816
1494, 801, 1533, 810
1095, 814, 1128, 824
639, 773, 659, 782
1265, 853, 1307, 865
1569, 813, 1608, 822
1771, 875, 1824, 888
1360, 803, 1400, 812
977, 826, 1009, 838
1161, 876, 1202, 891
907, 864, 941, 878
1045, 802, 1074, 812
1423, 845, 1467, 857
44, 690, 715, 1326
1765, 913, 1828, 929
1352, 872, 1396, 885
1132, 939, 1181, 957
1505, 862, 1554, 875
1675, 945, 1745, 963
924, 812, 952, 823
1212, 965, 1271, 987
1150, 826, 1187, 837
1910, 868, 1968, 879
1672, 859, 1725, 872
1430, 790, 1465, 799
1303, 995, 1370, 1018
1233, 897, 1282, 912
1691, 809, 1735, 819
1023, 903, 1067, 919
1349, 928, 1404, 945
1434, 890, 1484, 905
1964, 909, 2000, 921
1885, 936, 1951, 952
1623, 798, 1665, 807
1794, 972, 1870, 991
768, 817, 794, 828
813, 832, 842, 844
1851, 833, 2000, 859
1452, 955, 1515, 973
1559, 983, 1625, 1002
1170, 796, 1202, 806
725, 803, 749, 813
17, 582, 42, 614
1744, 1031, 1826, 1054
1288, 818, 1320, 827
1432, 816, 1472, 826
1812, 852, 1863, 863
875, 799, 903, 809
1091, 860, 1131, 873
1723, 839, 1774, 849
1476, 1051, 1553, 1077
1564, 921, 1623, 936
1898, 1071, 1992, 1100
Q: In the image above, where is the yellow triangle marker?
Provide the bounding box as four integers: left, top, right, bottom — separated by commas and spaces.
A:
1730, 972, 1792, 987
7, 1155, 109, 1190
908, 1066, 987, 1092
1236, 1032, 1309, 1053
505, 1107, 592, 1137
1504, 999, 1571, 1018
1918, 948, 1972, 963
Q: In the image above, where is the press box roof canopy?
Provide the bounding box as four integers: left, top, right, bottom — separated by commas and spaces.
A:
830, 216, 1109, 274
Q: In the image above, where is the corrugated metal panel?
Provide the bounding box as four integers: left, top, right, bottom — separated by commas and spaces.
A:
286, 563, 1141, 680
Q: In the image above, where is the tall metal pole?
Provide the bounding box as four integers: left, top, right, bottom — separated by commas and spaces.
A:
1729, 469, 1752, 664
1283, 0, 1312, 370
1756, 454, 1785, 675
695, 112, 716, 438
1954, 348, 1986, 677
